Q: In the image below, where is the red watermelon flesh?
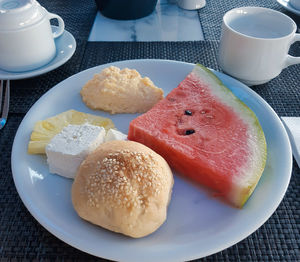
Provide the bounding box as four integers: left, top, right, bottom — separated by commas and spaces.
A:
128, 64, 267, 208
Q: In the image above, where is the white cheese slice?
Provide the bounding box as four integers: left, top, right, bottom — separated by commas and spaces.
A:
45, 123, 106, 179
104, 128, 127, 142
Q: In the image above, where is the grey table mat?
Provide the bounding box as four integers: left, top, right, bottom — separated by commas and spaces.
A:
2, 40, 300, 262
1, 0, 300, 261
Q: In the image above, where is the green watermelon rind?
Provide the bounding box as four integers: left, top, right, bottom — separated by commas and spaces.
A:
194, 64, 267, 207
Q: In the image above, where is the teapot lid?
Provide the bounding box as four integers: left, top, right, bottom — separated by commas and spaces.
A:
0, 0, 46, 31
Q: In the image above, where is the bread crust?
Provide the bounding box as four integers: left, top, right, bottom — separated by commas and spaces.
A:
72, 140, 173, 238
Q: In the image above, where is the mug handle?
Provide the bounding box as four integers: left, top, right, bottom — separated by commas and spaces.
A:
48, 13, 65, 39
285, 33, 300, 67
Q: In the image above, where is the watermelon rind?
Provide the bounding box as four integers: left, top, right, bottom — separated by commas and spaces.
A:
193, 64, 267, 207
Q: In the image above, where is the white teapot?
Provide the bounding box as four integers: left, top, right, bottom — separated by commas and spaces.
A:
0, 0, 65, 72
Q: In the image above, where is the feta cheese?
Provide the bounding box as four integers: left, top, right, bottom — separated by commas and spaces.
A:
104, 128, 127, 142
45, 123, 106, 179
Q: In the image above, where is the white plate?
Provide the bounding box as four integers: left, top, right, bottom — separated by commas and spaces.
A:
0, 26, 76, 80
11, 59, 292, 262
277, 0, 300, 15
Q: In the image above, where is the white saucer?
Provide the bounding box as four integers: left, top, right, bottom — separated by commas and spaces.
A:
277, 0, 300, 16
0, 26, 76, 80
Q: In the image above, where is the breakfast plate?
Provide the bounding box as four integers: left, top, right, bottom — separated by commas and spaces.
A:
11, 59, 292, 261
0, 26, 76, 80
277, 0, 300, 15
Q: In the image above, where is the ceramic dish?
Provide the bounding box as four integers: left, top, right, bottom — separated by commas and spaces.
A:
0, 26, 76, 80
11, 59, 292, 262
277, 0, 300, 15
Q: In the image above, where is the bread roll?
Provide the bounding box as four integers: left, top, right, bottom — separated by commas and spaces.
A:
72, 140, 174, 238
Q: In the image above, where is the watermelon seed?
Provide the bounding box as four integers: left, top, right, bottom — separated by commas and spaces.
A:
185, 129, 195, 135
184, 110, 192, 116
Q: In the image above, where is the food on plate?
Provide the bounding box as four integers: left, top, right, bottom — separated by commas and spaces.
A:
46, 124, 106, 179
72, 140, 174, 238
80, 66, 164, 114
128, 64, 267, 208
28, 109, 114, 154
104, 128, 127, 142
45, 124, 127, 179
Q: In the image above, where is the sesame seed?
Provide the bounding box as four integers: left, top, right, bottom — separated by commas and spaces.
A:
84, 148, 169, 211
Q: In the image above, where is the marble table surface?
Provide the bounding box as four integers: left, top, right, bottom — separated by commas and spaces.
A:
88, 0, 204, 41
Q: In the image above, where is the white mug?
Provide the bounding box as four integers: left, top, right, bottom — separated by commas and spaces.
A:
0, 0, 65, 72
290, 0, 300, 10
218, 6, 300, 85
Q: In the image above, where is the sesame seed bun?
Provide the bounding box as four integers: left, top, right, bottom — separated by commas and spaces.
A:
71, 140, 174, 238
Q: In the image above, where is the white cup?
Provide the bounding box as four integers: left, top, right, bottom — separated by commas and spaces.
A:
0, 0, 65, 72
218, 6, 300, 85
290, 0, 300, 10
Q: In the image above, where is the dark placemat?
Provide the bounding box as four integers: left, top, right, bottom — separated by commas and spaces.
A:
38, 0, 98, 41
198, 0, 300, 41
1, 41, 300, 261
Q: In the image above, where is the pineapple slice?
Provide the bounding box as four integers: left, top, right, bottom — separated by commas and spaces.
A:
28, 109, 115, 154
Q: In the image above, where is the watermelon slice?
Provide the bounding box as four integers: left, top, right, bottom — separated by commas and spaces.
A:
128, 64, 267, 208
